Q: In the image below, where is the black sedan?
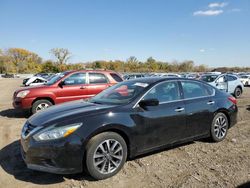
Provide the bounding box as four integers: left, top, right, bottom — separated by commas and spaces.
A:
20, 78, 237, 180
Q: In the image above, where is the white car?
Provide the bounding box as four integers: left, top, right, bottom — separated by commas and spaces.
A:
24, 76, 47, 86
200, 74, 244, 98
239, 75, 250, 86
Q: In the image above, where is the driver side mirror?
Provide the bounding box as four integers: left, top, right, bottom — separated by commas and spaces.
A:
58, 80, 65, 88
139, 98, 159, 108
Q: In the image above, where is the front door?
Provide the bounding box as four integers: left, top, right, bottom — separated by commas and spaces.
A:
55, 72, 88, 103
133, 81, 186, 152
215, 75, 228, 92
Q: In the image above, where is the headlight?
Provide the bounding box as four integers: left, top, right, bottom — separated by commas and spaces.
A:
17, 90, 30, 98
33, 123, 83, 141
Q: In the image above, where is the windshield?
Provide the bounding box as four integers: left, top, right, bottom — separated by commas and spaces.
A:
89, 80, 150, 105
45, 72, 67, 85
200, 75, 218, 82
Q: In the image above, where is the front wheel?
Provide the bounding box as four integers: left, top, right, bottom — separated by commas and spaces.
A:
85, 132, 127, 180
210, 113, 229, 142
31, 99, 53, 114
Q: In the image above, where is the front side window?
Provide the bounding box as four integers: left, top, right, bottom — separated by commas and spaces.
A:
89, 73, 108, 84
143, 81, 181, 103
64, 73, 86, 85
181, 81, 211, 99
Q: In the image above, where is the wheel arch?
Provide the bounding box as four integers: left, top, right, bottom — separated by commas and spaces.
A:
85, 125, 132, 158
32, 97, 55, 106
214, 108, 231, 128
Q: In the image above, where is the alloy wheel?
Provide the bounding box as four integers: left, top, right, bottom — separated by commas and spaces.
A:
93, 139, 123, 174
36, 103, 49, 112
214, 116, 227, 139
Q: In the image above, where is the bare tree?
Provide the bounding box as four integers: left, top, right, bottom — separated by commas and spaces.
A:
50, 48, 71, 64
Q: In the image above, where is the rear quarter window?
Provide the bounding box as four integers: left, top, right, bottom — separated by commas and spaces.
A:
110, 73, 123, 82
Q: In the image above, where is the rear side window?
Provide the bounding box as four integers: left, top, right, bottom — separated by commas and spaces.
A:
64, 73, 86, 85
89, 73, 108, 84
110, 73, 123, 82
181, 81, 211, 99
227, 75, 237, 81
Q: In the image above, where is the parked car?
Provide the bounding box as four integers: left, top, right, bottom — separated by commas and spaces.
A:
200, 74, 244, 98
23, 76, 48, 86
239, 75, 250, 86
23, 73, 55, 85
2, 73, 15, 78
13, 70, 123, 114
123, 73, 145, 80
20, 77, 237, 180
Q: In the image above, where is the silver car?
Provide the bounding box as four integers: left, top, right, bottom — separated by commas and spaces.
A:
200, 74, 244, 98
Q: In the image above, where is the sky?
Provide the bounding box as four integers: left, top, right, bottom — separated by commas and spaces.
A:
0, 0, 250, 67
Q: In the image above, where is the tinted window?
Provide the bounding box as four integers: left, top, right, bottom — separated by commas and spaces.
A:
89, 73, 108, 84
226, 75, 237, 81
200, 75, 218, 82
143, 81, 181, 103
181, 81, 209, 99
110, 73, 123, 82
64, 73, 86, 85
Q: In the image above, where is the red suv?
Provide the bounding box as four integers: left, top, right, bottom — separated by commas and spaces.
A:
13, 70, 123, 114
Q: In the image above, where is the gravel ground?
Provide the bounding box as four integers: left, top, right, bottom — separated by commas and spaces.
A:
0, 78, 249, 188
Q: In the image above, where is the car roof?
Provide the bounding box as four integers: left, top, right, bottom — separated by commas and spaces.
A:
126, 77, 202, 84
63, 70, 118, 74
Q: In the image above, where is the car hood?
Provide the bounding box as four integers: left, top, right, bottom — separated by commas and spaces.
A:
15, 84, 51, 93
28, 100, 114, 126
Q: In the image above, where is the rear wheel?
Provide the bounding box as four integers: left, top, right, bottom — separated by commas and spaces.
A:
234, 87, 242, 98
31, 99, 53, 114
85, 132, 127, 180
210, 113, 229, 142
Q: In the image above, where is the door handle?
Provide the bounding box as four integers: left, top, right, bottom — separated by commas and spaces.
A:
207, 101, 215, 105
80, 86, 86, 89
175, 107, 185, 112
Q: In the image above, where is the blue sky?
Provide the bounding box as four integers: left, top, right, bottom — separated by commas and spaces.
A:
0, 0, 249, 67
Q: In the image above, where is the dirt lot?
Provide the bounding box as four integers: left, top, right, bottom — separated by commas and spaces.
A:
0, 78, 249, 188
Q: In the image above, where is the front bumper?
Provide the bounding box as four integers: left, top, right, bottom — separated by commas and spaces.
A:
13, 97, 35, 109
20, 133, 85, 174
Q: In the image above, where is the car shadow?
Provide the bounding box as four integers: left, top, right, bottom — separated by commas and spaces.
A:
0, 140, 93, 185
0, 109, 30, 119
246, 105, 250, 111
237, 181, 250, 188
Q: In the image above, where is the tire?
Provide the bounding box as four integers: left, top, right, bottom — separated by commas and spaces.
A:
234, 87, 242, 98
85, 132, 127, 180
31, 99, 53, 114
210, 113, 229, 142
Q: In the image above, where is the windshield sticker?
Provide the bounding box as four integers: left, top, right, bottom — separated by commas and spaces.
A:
134, 82, 149, 88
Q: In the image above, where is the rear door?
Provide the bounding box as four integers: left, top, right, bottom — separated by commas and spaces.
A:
86, 73, 110, 98
55, 72, 88, 103
180, 81, 216, 137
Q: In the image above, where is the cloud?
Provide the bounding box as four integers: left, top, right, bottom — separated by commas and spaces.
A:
208, 2, 228, 8
199, 49, 206, 53
193, 9, 223, 16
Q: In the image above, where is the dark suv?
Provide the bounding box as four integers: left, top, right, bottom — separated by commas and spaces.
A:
13, 70, 123, 114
